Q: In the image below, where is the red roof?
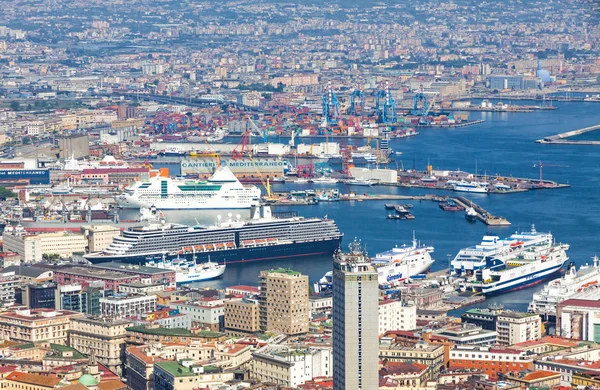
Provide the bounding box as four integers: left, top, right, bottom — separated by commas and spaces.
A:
559, 299, 600, 308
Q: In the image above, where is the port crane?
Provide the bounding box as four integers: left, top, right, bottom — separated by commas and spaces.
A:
375, 81, 397, 124
321, 81, 341, 128
533, 161, 569, 182
348, 87, 365, 119
231, 130, 251, 160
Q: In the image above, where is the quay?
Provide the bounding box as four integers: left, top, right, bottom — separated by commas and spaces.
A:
536, 123, 600, 144
452, 196, 511, 226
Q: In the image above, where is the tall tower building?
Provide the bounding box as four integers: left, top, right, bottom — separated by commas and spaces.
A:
259, 269, 309, 335
332, 240, 379, 390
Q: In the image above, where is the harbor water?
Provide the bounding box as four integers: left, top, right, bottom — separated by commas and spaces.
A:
122, 100, 600, 313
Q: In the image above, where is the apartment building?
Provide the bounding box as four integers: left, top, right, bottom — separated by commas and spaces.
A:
3, 229, 87, 262
224, 298, 259, 334
0, 308, 84, 344
496, 312, 541, 345
379, 341, 444, 377
100, 294, 157, 318
449, 345, 534, 379
259, 269, 309, 335
68, 317, 134, 376
379, 299, 417, 334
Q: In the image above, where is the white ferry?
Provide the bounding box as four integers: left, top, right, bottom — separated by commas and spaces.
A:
116, 165, 261, 210
451, 181, 488, 193
145, 258, 225, 284
451, 225, 553, 276
528, 256, 600, 319
463, 239, 569, 295
373, 233, 435, 285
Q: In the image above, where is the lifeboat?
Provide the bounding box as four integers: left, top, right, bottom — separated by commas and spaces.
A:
226, 242, 235, 248
510, 241, 524, 247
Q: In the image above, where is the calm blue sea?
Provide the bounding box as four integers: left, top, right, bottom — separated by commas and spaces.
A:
123, 100, 600, 313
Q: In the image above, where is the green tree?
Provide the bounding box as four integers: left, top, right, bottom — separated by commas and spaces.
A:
22, 136, 31, 145
0, 187, 16, 200
9, 101, 19, 111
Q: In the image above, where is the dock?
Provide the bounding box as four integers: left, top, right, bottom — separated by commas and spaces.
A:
452, 196, 511, 226
536, 123, 600, 144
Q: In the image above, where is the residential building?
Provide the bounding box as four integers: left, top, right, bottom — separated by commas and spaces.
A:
0, 308, 84, 344
503, 370, 561, 388
258, 268, 309, 335
433, 324, 498, 346
0, 272, 19, 307
379, 341, 444, 377
512, 335, 579, 355
309, 294, 332, 316
332, 244, 379, 390
2, 229, 87, 262
100, 294, 156, 318
533, 347, 600, 383
251, 345, 332, 388
153, 360, 232, 390
118, 282, 169, 295
81, 225, 121, 252
169, 300, 224, 332
402, 287, 443, 309
225, 285, 259, 297
496, 312, 541, 345
378, 300, 417, 334
0, 252, 20, 268
449, 346, 534, 379
68, 316, 134, 376
461, 307, 501, 331
2, 266, 53, 284
126, 325, 226, 345
556, 299, 600, 341
224, 298, 259, 334
3, 371, 64, 390
379, 362, 430, 389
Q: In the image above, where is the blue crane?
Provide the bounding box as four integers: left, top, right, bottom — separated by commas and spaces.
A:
322, 82, 340, 127
375, 81, 397, 124
349, 88, 365, 118
413, 92, 430, 124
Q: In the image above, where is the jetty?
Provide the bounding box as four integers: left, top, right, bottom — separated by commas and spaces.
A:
452, 196, 511, 226
536, 123, 600, 145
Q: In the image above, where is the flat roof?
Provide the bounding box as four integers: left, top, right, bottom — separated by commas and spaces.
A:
89, 262, 174, 275
126, 325, 223, 338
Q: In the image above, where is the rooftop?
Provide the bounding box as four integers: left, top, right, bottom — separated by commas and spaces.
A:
89, 261, 175, 275
126, 325, 223, 339
263, 268, 302, 276
6, 372, 62, 388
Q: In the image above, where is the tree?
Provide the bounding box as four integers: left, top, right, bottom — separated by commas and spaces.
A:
0, 187, 16, 200
22, 136, 31, 145
9, 101, 19, 111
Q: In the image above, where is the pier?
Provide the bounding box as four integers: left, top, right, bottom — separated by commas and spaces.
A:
452, 196, 512, 226
536, 123, 600, 145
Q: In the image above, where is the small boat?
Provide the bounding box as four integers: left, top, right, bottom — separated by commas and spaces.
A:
465, 207, 478, 222
310, 176, 339, 184
145, 258, 226, 283
294, 178, 309, 184
271, 176, 287, 183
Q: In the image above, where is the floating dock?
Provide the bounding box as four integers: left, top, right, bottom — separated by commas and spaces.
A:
536, 123, 600, 145
452, 196, 511, 226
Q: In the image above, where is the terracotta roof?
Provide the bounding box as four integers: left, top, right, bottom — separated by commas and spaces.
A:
97, 380, 127, 390
0, 366, 18, 374
6, 372, 62, 387
559, 299, 600, 308
514, 336, 579, 348
522, 371, 561, 381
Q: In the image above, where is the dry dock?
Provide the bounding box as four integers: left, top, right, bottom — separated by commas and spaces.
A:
452, 196, 511, 226
536, 123, 600, 144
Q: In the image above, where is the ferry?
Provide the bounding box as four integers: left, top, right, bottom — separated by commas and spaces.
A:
159, 146, 187, 156
310, 176, 339, 184
116, 165, 261, 210
346, 178, 377, 186
451, 225, 553, 276
373, 233, 435, 285
463, 240, 569, 295
145, 258, 226, 284
84, 206, 343, 265
528, 256, 600, 319
451, 181, 488, 193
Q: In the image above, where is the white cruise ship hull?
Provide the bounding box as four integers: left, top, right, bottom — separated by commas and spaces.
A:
452, 185, 487, 193
117, 194, 258, 210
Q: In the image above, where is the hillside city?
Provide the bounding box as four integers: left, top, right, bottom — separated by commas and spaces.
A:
0, 0, 599, 389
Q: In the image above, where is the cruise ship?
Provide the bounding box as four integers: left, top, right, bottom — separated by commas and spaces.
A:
84, 206, 343, 265
451, 226, 554, 276
462, 238, 569, 295
373, 234, 435, 285
116, 165, 261, 210
528, 256, 600, 319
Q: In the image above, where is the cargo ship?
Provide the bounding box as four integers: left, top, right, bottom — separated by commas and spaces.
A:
84, 206, 343, 265
116, 165, 261, 210
528, 256, 600, 320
